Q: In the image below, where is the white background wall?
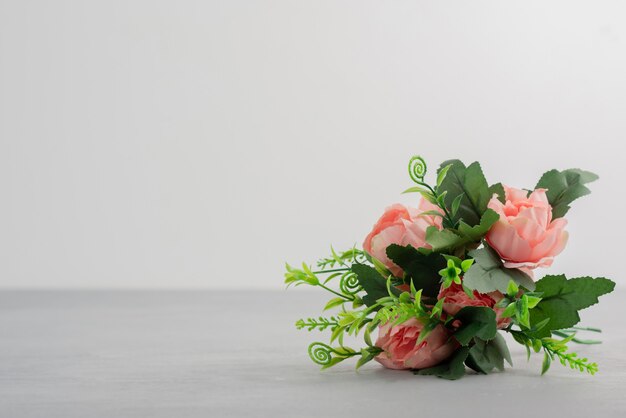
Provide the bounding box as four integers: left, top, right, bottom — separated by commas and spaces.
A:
1, 1, 625, 289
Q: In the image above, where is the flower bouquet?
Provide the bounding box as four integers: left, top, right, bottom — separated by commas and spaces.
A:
285, 156, 615, 379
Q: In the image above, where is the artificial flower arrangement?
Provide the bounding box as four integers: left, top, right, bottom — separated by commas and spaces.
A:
285, 156, 615, 379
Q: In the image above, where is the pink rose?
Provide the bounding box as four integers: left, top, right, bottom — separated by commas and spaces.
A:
486, 186, 568, 269
363, 200, 442, 277
375, 318, 458, 370
438, 283, 511, 329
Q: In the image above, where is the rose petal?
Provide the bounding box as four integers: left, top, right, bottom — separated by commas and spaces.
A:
487, 221, 533, 262
510, 216, 545, 247
517, 206, 551, 230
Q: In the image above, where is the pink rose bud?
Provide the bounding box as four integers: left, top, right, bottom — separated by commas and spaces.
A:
363, 200, 442, 277
375, 318, 458, 370
486, 186, 568, 270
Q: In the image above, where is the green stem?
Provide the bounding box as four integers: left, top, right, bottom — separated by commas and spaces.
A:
569, 326, 602, 333
313, 268, 351, 274
552, 330, 601, 345
319, 284, 353, 301
422, 183, 455, 228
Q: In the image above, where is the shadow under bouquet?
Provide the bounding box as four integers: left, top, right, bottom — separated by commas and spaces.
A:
285, 156, 615, 379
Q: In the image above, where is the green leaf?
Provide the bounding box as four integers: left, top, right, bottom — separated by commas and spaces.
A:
492, 332, 513, 366
453, 306, 497, 346
416, 319, 439, 344
465, 338, 505, 374
501, 302, 516, 318
461, 258, 474, 272
564, 276, 616, 310
529, 275, 615, 338
419, 210, 445, 218
425, 226, 463, 251
457, 208, 499, 241
386, 244, 447, 298
464, 162, 491, 215
488, 182, 506, 204
425, 209, 498, 253
430, 298, 445, 318
451, 194, 464, 217
402, 186, 437, 203
437, 164, 453, 188
324, 297, 346, 311
436, 160, 490, 227
356, 347, 382, 370
506, 280, 519, 298
463, 246, 536, 293
370, 256, 392, 279
402, 185, 432, 195
321, 356, 348, 370
415, 347, 469, 380
516, 296, 530, 328
351, 264, 402, 307
526, 296, 541, 309
535, 168, 599, 218
439, 259, 462, 288
541, 351, 551, 375
443, 254, 463, 266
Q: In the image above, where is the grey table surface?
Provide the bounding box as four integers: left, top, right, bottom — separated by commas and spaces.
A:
0, 289, 624, 418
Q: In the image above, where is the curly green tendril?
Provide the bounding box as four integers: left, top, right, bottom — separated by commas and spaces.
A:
307, 342, 358, 366
308, 343, 335, 366
339, 271, 362, 296
408, 155, 427, 184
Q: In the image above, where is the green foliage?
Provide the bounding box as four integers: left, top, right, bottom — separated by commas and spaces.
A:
453, 306, 498, 345
296, 317, 339, 331
415, 347, 470, 380
506, 280, 519, 298
336, 271, 362, 297
285, 262, 357, 301
424, 209, 499, 254
425, 227, 463, 251
535, 168, 599, 218
463, 246, 536, 293
374, 283, 439, 330
510, 331, 599, 375
492, 332, 513, 366
439, 259, 462, 289
351, 264, 402, 308
285, 263, 319, 287
385, 244, 447, 298
551, 327, 602, 345
285, 247, 373, 302
408, 155, 428, 183
323, 297, 347, 311
436, 160, 491, 227
307, 342, 359, 369
404, 156, 457, 229
317, 247, 367, 269
457, 209, 499, 241
375, 291, 425, 324
498, 283, 543, 329
356, 346, 384, 370
466, 333, 511, 374
306, 332, 383, 370
488, 182, 506, 203
529, 275, 615, 338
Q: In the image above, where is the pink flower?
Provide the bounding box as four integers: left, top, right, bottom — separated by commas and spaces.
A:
438, 283, 511, 329
375, 318, 458, 370
486, 186, 568, 269
363, 200, 443, 277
